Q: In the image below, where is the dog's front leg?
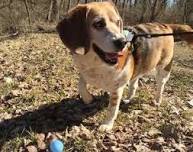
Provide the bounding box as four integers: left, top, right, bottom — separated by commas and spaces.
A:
124, 78, 139, 104
79, 75, 93, 104
99, 87, 124, 131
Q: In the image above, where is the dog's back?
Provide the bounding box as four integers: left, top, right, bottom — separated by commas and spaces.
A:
131, 23, 193, 78
125, 22, 193, 106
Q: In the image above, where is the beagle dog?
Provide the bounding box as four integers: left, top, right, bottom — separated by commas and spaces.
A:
57, 2, 193, 131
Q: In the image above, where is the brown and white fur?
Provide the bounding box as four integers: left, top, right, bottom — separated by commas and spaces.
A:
57, 2, 193, 131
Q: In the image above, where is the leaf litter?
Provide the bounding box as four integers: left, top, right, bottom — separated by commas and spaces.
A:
0, 34, 193, 151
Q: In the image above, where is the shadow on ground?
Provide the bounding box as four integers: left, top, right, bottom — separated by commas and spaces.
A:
0, 94, 110, 149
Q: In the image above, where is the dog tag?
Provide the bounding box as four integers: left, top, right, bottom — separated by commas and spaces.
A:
123, 30, 134, 42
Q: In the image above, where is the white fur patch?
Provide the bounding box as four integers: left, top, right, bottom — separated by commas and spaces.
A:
73, 49, 133, 92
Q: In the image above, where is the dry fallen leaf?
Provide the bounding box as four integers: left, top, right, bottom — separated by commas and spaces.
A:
35, 133, 46, 150
148, 127, 161, 136
69, 125, 93, 140
187, 99, 193, 107
26, 145, 38, 152
4, 77, 14, 84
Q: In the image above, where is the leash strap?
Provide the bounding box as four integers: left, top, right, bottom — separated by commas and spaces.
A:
123, 29, 193, 42
134, 31, 193, 38
123, 29, 193, 53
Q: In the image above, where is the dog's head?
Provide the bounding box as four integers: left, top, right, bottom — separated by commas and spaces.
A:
57, 2, 127, 65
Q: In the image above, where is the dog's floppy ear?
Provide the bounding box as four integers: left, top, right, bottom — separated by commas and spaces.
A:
56, 5, 90, 54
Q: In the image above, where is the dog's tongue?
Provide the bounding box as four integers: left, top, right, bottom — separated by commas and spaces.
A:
105, 49, 125, 59
118, 50, 124, 56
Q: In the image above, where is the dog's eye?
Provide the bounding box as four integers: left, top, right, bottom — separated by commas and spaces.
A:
93, 18, 106, 30
116, 20, 121, 26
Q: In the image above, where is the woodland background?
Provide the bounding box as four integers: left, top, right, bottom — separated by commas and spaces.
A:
0, 0, 193, 35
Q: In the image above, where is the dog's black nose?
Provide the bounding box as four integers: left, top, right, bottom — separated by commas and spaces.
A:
113, 38, 127, 50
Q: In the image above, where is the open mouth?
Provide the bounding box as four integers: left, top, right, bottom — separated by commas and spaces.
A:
93, 43, 124, 65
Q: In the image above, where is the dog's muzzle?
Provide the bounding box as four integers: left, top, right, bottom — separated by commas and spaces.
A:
113, 37, 127, 51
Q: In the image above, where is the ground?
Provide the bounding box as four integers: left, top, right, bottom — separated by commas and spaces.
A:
0, 33, 193, 152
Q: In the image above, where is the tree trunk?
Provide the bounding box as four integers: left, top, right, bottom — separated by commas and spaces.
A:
129, 0, 132, 8
149, 0, 159, 22
48, 0, 53, 22
47, 0, 60, 22
67, 0, 71, 11
139, 1, 147, 22
149, 0, 167, 22
121, 0, 127, 22
76, 0, 80, 5
54, 0, 61, 22
23, 0, 31, 25
114, 0, 118, 6
134, 0, 138, 7
183, 0, 187, 23
61, 0, 65, 10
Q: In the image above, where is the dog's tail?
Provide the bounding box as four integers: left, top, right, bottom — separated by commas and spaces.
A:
167, 24, 193, 45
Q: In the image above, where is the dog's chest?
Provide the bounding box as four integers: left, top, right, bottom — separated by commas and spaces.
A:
73, 51, 132, 91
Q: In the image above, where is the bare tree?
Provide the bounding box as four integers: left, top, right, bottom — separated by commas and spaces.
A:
128, 0, 132, 8
138, 0, 148, 22
76, 0, 80, 5
23, 0, 31, 25
149, 0, 159, 21
47, 0, 61, 22
183, 0, 188, 23
114, 0, 119, 6
60, 0, 65, 10
48, 0, 54, 22
121, 0, 127, 22
134, 0, 138, 6
67, 0, 72, 11
148, 0, 167, 22
0, 0, 193, 35
53, 0, 61, 21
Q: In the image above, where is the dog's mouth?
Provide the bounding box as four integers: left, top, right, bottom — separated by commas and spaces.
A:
93, 43, 124, 65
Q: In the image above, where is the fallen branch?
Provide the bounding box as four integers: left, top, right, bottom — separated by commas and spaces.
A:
35, 25, 56, 33
0, 24, 57, 42
0, 31, 19, 42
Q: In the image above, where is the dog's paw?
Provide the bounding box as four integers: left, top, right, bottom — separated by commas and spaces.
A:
82, 94, 93, 104
123, 99, 131, 104
99, 123, 113, 132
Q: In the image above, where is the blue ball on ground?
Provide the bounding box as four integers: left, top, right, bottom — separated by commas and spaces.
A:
50, 139, 64, 152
